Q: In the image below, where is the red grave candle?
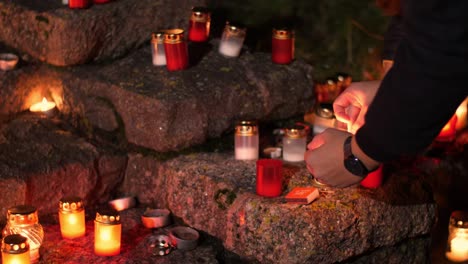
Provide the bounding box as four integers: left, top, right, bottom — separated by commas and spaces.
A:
436, 115, 458, 142
256, 159, 283, 197
360, 164, 383, 189
188, 7, 211, 42
164, 29, 189, 71
272, 28, 294, 64
93, 0, 111, 4
69, 0, 90, 9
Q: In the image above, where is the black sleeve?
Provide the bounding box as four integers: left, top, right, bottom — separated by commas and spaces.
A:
356, 0, 468, 162
382, 15, 405, 61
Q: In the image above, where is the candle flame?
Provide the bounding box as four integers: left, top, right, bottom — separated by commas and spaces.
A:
29, 97, 56, 113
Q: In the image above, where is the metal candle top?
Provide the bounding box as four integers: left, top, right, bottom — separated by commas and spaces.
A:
59, 196, 84, 213
1, 234, 29, 254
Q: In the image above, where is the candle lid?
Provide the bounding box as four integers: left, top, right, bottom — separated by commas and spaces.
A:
315, 103, 334, 119
7, 205, 39, 225
272, 28, 294, 40
336, 72, 352, 87
164, 29, 185, 44
59, 196, 84, 213
95, 207, 121, 225
1, 234, 29, 254
450, 211, 468, 228
191, 6, 210, 22
224, 22, 246, 37
152, 31, 165, 44
235, 120, 258, 136
284, 125, 307, 139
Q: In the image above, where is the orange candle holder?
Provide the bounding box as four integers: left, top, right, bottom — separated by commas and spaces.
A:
94, 208, 121, 256
1, 234, 30, 264
59, 196, 86, 239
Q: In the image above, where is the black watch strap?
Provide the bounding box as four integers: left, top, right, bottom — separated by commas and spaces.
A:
343, 136, 369, 177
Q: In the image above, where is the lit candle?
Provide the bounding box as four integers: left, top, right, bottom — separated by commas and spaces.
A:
59, 196, 86, 239
29, 97, 56, 113
446, 211, 468, 262
2, 205, 44, 263
436, 114, 457, 142
234, 121, 259, 160
188, 7, 211, 42
219, 22, 246, 58
94, 208, 121, 256
1, 234, 30, 264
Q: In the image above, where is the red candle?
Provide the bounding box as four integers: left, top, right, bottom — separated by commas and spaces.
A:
436, 115, 457, 142
360, 164, 383, 189
93, 0, 112, 4
188, 7, 211, 42
256, 159, 283, 197
272, 28, 294, 64
69, 0, 90, 8
164, 29, 189, 71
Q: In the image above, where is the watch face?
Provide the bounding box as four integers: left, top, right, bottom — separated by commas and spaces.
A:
344, 156, 367, 177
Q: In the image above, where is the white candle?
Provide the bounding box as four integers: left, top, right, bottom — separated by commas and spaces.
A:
152, 43, 166, 66
219, 39, 244, 58
235, 147, 258, 160
447, 236, 468, 262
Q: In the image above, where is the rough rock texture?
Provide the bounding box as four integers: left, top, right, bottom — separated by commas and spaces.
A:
0, 0, 207, 66
0, 114, 127, 224
123, 152, 437, 264
0, 46, 314, 152
40, 208, 220, 264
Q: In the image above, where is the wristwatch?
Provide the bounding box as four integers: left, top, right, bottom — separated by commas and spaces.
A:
343, 136, 369, 177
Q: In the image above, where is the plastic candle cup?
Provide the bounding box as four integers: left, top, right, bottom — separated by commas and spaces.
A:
218, 22, 246, 58
188, 7, 211, 42
151, 31, 166, 66
282, 125, 307, 162
256, 159, 283, 197
163, 29, 189, 71
1, 234, 30, 264
271, 28, 294, 64
94, 207, 121, 256
234, 120, 259, 160
59, 196, 86, 239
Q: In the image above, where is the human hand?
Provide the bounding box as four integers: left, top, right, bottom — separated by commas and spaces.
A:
304, 128, 363, 188
333, 80, 381, 134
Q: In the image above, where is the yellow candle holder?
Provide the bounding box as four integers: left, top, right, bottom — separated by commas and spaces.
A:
1, 234, 30, 264
59, 196, 86, 239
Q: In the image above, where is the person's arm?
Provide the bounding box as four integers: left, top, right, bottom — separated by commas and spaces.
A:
356, 0, 468, 162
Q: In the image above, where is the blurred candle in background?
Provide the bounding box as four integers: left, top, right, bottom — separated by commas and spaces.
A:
219, 22, 246, 58
151, 31, 166, 66
446, 211, 468, 262
69, 0, 90, 9
188, 7, 211, 42
235, 120, 259, 160
282, 125, 307, 162
271, 27, 294, 64
256, 159, 283, 197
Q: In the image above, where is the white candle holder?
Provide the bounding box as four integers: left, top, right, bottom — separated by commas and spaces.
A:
219, 22, 246, 58
234, 120, 259, 160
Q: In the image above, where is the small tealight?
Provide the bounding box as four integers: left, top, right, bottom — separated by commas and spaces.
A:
263, 147, 282, 159
0, 53, 19, 71
141, 208, 171, 229
29, 97, 57, 116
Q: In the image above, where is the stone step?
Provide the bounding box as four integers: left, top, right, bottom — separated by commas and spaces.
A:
0, 0, 208, 66
0, 43, 314, 152
123, 152, 436, 263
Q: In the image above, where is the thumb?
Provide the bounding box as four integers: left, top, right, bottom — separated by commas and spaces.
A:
307, 133, 325, 150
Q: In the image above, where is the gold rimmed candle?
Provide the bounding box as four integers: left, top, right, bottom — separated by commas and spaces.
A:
2, 205, 44, 263
29, 97, 56, 114
94, 207, 121, 256
59, 196, 86, 239
1, 234, 30, 264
